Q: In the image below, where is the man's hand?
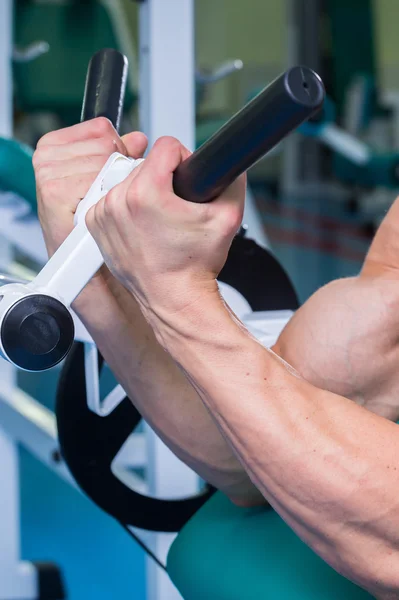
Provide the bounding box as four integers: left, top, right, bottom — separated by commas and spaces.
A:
83, 131, 399, 424
34, 117, 147, 293
86, 136, 246, 317
33, 124, 263, 505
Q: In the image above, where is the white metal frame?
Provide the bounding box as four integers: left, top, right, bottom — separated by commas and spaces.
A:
138, 3, 205, 597
0, 2, 40, 597
0, 1, 280, 599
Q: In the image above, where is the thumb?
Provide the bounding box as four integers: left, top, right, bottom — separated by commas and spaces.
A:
121, 131, 148, 159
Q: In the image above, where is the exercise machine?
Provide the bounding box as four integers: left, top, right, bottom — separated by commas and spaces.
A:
0, 7, 373, 600
0, 48, 324, 372
0, 28, 326, 600
283, 0, 399, 224
0, 34, 374, 600
9, 0, 269, 250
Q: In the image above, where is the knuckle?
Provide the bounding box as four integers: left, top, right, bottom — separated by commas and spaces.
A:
220, 207, 243, 236
35, 132, 53, 149
127, 178, 144, 207
93, 116, 115, 136
32, 148, 44, 169
154, 135, 180, 152
85, 209, 94, 232
104, 188, 120, 212
34, 161, 53, 183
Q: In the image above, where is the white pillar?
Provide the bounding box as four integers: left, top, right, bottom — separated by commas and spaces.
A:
138, 2, 198, 599
0, 0, 13, 137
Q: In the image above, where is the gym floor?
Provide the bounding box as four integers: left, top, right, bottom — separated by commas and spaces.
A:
17, 187, 376, 600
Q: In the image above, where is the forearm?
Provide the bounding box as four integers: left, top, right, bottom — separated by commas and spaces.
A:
149, 290, 399, 597
73, 278, 263, 504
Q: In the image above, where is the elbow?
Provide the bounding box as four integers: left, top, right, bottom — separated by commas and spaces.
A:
347, 552, 399, 600
227, 489, 268, 508
372, 563, 399, 600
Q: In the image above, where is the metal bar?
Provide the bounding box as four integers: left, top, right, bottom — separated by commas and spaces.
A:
139, 1, 196, 597
0, 389, 75, 487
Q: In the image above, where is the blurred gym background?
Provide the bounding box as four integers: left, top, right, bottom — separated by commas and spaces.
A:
5, 0, 399, 598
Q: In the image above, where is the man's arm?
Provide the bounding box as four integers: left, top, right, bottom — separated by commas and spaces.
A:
273, 193, 399, 423
33, 117, 263, 504
147, 291, 399, 599
73, 276, 263, 505
84, 137, 399, 598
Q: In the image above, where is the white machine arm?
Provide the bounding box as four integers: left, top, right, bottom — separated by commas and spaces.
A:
0, 51, 324, 372
0, 154, 140, 371
33, 153, 142, 305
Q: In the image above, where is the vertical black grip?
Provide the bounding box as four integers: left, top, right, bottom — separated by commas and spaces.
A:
81, 48, 128, 132
173, 66, 325, 203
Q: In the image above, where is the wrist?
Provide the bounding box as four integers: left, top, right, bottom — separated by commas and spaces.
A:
143, 278, 241, 352
72, 274, 116, 326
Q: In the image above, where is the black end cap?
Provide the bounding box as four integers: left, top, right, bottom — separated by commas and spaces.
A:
286, 66, 325, 109
33, 561, 67, 600
1, 295, 74, 371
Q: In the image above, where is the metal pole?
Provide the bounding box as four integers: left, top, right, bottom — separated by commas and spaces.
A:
0, 3, 37, 598
282, 0, 324, 195
138, 2, 198, 598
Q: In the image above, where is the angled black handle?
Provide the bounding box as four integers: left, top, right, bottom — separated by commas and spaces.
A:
81, 48, 128, 132
173, 66, 325, 203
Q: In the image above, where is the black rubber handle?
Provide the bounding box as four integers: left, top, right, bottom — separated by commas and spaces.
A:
173, 66, 325, 203
81, 48, 128, 132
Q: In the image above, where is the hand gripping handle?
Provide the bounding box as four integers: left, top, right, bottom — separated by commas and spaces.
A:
173, 66, 324, 203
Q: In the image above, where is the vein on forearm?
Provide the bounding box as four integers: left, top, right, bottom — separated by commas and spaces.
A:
73, 283, 263, 501
152, 296, 399, 594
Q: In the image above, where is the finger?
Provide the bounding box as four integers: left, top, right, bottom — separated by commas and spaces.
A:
212, 174, 246, 233
215, 173, 247, 206
85, 203, 97, 238
36, 155, 111, 183
34, 136, 127, 163
121, 131, 148, 159
102, 185, 135, 248
36, 117, 121, 148
38, 171, 105, 214
86, 198, 115, 258
140, 136, 191, 191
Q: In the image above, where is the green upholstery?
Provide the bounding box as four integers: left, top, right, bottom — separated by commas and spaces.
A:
333, 152, 399, 190
0, 138, 36, 212
167, 492, 373, 600
326, 0, 376, 116
14, 0, 136, 125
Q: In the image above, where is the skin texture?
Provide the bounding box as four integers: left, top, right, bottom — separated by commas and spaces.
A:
36, 119, 399, 597
34, 118, 263, 505
84, 131, 399, 599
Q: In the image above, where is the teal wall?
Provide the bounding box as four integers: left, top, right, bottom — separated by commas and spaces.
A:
18, 369, 146, 600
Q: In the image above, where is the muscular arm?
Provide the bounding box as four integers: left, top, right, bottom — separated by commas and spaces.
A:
274, 194, 399, 423
74, 275, 263, 504
82, 135, 399, 598
147, 290, 399, 599
34, 118, 263, 505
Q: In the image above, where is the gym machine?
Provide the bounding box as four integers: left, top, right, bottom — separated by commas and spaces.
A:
0, 49, 324, 372
0, 1, 269, 597
0, 28, 325, 600
0, 18, 375, 598
0, 42, 375, 599
284, 0, 399, 223
8, 0, 269, 251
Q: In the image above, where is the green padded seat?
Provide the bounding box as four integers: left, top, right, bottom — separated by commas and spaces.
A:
167, 492, 374, 600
